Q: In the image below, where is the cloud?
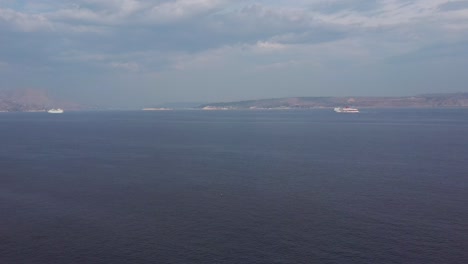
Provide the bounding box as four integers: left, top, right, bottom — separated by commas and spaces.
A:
252, 60, 301, 72
2, 1, 464, 61
254, 41, 287, 52
109, 61, 140, 72
438, 0, 468, 11
310, 0, 446, 28
0, 8, 52, 31
144, 0, 225, 23
0, 60, 8, 69
1, 0, 468, 106
45, 0, 226, 27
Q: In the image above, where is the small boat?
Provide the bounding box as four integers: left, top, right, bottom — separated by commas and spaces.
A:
334, 107, 359, 113
47, 108, 64, 114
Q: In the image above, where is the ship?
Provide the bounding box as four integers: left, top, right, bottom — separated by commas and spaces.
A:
47, 108, 64, 114
334, 107, 359, 113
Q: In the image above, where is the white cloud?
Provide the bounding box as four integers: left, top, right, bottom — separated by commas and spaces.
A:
0, 8, 52, 31
254, 41, 288, 52
311, 0, 451, 28
47, 0, 226, 26
109, 61, 140, 71
51, 8, 106, 24
145, 0, 225, 23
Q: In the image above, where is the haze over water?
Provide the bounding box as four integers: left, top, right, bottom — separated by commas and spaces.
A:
1, 109, 467, 263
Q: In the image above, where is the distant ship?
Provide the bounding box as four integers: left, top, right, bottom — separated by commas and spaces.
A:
47, 108, 64, 114
334, 107, 359, 113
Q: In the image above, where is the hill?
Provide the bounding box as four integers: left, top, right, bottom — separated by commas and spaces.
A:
0, 89, 87, 112
199, 93, 468, 110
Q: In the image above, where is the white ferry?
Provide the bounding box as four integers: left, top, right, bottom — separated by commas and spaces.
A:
334, 107, 359, 113
47, 108, 64, 114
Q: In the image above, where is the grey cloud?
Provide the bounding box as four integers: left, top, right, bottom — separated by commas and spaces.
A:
1, 0, 468, 107
438, 1, 468, 11
0, 8, 52, 31
269, 30, 346, 45
48, 0, 227, 26
386, 41, 468, 64
309, 0, 380, 14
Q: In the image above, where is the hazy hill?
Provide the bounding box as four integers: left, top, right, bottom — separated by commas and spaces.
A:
0, 89, 87, 112
199, 93, 468, 109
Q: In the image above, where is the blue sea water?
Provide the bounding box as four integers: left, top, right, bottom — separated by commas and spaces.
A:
0, 109, 467, 264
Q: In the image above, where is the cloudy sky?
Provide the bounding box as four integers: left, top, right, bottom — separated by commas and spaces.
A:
1, 0, 467, 107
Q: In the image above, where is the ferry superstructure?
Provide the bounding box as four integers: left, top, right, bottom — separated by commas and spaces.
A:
47, 108, 64, 114
334, 107, 359, 113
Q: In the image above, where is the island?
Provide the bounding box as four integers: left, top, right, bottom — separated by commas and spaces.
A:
198, 93, 468, 110
0, 89, 91, 112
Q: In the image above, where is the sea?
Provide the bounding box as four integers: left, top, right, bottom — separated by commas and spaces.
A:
0, 109, 467, 264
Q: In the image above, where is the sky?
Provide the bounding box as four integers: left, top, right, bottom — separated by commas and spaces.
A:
1, 0, 468, 107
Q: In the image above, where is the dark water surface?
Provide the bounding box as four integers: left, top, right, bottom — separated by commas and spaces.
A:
1, 109, 467, 263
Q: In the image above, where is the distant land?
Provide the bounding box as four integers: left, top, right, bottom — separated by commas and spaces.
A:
2, 89, 468, 112
141, 102, 208, 111
152, 102, 208, 109
199, 93, 468, 110
0, 89, 92, 112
